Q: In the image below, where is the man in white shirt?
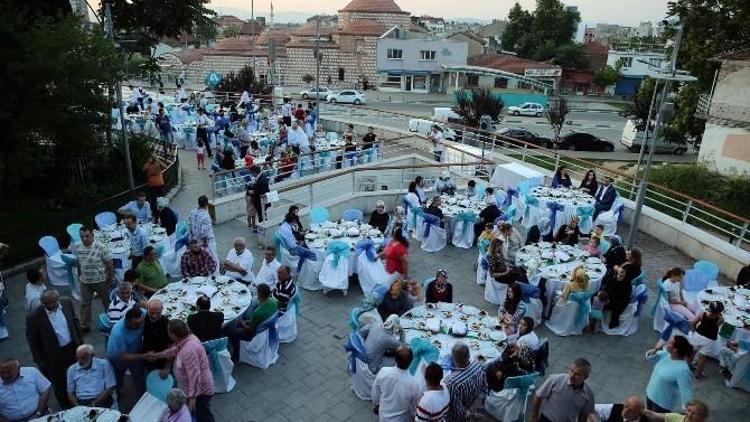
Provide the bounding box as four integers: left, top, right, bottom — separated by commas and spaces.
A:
428, 125, 444, 162
293, 120, 311, 170
281, 97, 293, 126
66, 344, 116, 408
372, 345, 421, 422
255, 247, 281, 288
415, 362, 450, 422
221, 237, 255, 284
0, 359, 51, 421
595, 396, 648, 422
196, 108, 214, 157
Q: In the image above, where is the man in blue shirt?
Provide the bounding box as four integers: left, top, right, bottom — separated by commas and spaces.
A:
0, 359, 51, 420
66, 344, 116, 408
124, 215, 150, 269
107, 307, 148, 396
118, 192, 152, 223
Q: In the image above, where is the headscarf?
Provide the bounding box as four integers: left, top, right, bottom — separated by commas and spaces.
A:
440, 170, 450, 180
376, 200, 386, 213
393, 206, 405, 218
156, 197, 169, 210
609, 235, 622, 247
383, 314, 401, 334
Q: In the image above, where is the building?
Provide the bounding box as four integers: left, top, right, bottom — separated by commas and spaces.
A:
441, 54, 560, 97
477, 20, 507, 52
418, 16, 446, 34
584, 26, 597, 44
696, 51, 750, 176
376, 27, 467, 93
606, 42, 666, 95
560, 41, 609, 95
636, 22, 653, 38
306, 15, 339, 28
446, 32, 490, 58
238, 20, 264, 38
214, 15, 245, 34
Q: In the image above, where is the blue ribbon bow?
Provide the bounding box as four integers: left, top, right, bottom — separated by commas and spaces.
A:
503, 373, 539, 400
289, 290, 302, 316
293, 246, 317, 274
273, 233, 292, 262
576, 206, 595, 233
202, 337, 229, 381
60, 253, 78, 291
615, 203, 625, 225
256, 313, 280, 346
547, 202, 564, 233
503, 188, 518, 209
480, 255, 489, 271
408, 338, 440, 375
660, 308, 691, 342
478, 238, 490, 254
422, 213, 440, 239
633, 286, 649, 317
326, 241, 350, 269
569, 291, 594, 331
410, 207, 424, 229
456, 212, 477, 236
355, 239, 377, 262
524, 194, 539, 221
344, 331, 368, 374
651, 280, 667, 317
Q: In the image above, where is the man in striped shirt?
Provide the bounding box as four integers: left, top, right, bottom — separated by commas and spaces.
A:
444, 342, 487, 422
416, 362, 450, 421
272, 266, 297, 315
75, 227, 114, 331
107, 281, 138, 324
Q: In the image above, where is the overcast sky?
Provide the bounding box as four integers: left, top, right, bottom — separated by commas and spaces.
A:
209, 0, 671, 26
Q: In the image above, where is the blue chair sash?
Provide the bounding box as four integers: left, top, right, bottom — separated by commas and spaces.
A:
349, 307, 362, 331
202, 337, 229, 380
614, 203, 625, 225
569, 291, 594, 330
660, 308, 690, 341
410, 207, 424, 229
344, 331, 368, 374
355, 239, 377, 262
293, 246, 317, 273
547, 202, 564, 231
502, 188, 518, 209
599, 238, 611, 255
506, 204, 517, 221
422, 213, 440, 239
631, 272, 646, 287
326, 241, 350, 269
503, 372, 539, 401
480, 255, 489, 271
478, 238, 490, 254
456, 212, 477, 236
408, 338, 440, 375
524, 194, 539, 221
633, 286, 649, 317
576, 206, 595, 233
519, 282, 540, 302
651, 280, 667, 317
289, 290, 302, 316
256, 313, 280, 346
60, 253, 78, 291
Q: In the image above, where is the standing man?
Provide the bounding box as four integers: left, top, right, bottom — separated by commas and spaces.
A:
66, 344, 116, 408
221, 237, 255, 284
135, 246, 168, 296
117, 192, 153, 224
74, 226, 113, 331
530, 358, 595, 422
249, 166, 270, 224
124, 215, 149, 269
142, 300, 171, 373
281, 97, 293, 127
371, 345, 420, 421
189, 195, 217, 262
143, 154, 167, 214
361, 126, 377, 163
107, 307, 148, 397
415, 362, 450, 422
196, 108, 213, 157
25, 290, 83, 409
0, 358, 51, 421
428, 125, 445, 163
444, 342, 488, 421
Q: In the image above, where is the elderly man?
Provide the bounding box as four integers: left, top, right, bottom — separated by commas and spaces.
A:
255, 247, 280, 288
118, 191, 152, 223
181, 240, 217, 278
530, 358, 595, 422
0, 359, 51, 421
124, 215, 149, 269
188, 195, 216, 258
223, 283, 278, 362
222, 237, 255, 284
107, 307, 148, 396
107, 282, 141, 323
136, 246, 168, 296
187, 295, 224, 342
272, 266, 297, 315
596, 396, 648, 422
143, 300, 171, 373
26, 289, 83, 409
444, 342, 488, 422
642, 399, 709, 422
66, 344, 116, 408
155, 197, 178, 236
74, 226, 114, 331
371, 345, 420, 421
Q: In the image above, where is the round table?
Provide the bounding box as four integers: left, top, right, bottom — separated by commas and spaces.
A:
436, 194, 485, 239
151, 275, 253, 322
401, 302, 507, 364
529, 186, 595, 233
94, 222, 170, 268
306, 221, 384, 274
516, 242, 606, 311
31, 406, 125, 422
697, 286, 750, 341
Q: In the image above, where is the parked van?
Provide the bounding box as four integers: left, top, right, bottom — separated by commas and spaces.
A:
408, 118, 460, 141
432, 107, 463, 124
620, 119, 688, 155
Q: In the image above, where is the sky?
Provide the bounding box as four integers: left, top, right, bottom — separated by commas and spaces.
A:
208, 0, 672, 26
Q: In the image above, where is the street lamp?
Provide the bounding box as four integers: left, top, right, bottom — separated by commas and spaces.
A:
315, 17, 322, 124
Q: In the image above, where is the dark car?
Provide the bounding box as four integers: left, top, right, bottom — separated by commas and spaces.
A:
556, 131, 615, 152
495, 127, 552, 149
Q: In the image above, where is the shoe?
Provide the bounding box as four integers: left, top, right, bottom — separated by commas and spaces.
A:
82, 325, 91, 333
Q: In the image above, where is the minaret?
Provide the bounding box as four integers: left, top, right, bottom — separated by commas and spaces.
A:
269, 1, 274, 29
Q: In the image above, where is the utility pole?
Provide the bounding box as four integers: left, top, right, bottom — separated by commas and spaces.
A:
315, 17, 321, 122
104, 0, 135, 189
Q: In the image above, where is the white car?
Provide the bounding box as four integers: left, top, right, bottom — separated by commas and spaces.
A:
408, 119, 459, 141
507, 102, 545, 117
327, 90, 366, 105
300, 86, 330, 100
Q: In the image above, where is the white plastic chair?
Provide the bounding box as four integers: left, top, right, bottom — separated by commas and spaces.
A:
484, 273, 508, 306
602, 284, 648, 337
356, 253, 389, 296
239, 313, 280, 369
421, 216, 447, 253
319, 254, 349, 295
545, 291, 594, 337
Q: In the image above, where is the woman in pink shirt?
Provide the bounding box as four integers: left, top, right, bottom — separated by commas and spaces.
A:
154, 319, 215, 422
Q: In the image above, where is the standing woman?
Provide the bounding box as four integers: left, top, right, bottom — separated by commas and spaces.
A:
380, 225, 410, 282
383, 206, 406, 243
579, 169, 598, 196
245, 180, 257, 230
499, 282, 526, 336
645, 335, 694, 412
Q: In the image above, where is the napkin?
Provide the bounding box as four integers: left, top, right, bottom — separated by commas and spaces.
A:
426, 318, 441, 333
451, 322, 467, 337
554, 251, 570, 262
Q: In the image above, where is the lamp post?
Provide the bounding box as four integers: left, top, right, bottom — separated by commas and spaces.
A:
315, 17, 321, 123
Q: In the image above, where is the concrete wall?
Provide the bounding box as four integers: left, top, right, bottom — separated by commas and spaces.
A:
698, 124, 750, 176
606, 50, 665, 77
376, 38, 468, 73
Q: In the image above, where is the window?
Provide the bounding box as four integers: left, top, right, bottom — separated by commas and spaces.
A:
467, 75, 479, 87
420, 50, 436, 61
619, 57, 633, 68
380, 73, 402, 88
259, 74, 267, 84
648, 58, 663, 68
494, 78, 508, 88
413, 75, 427, 91
338, 67, 345, 81
387, 49, 403, 59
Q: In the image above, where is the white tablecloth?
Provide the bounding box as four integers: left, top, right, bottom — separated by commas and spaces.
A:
401, 302, 507, 364
491, 163, 544, 190
94, 222, 170, 258
697, 286, 750, 341
436, 194, 485, 239
307, 221, 384, 273
528, 186, 595, 233
31, 406, 123, 422
151, 275, 253, 322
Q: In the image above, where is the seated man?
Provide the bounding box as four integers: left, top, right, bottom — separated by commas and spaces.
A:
135, 246, 168, 296
272, 266, 297, 315
66, 344, 116, 408
107, 307, 148, 396
255, 247, 280, 287
434, 170, 456, 195
180, 240, 217, 278
223, 283, 278, 362
595, 396, 648, 422
107, 281, 142, 324
372, 345, 420, 420
0, 358, 51, 421
593, 176, 617, 221
187, 295, 224, 342
117, 191, 152, 223
221, 237, 255, 284
365, 315, 404, 374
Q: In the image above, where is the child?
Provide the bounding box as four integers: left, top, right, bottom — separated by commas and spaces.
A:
195, 139, 206, 170
25, 267, 47, 314
466, 180, 477, 197
245, 180, 257, 231
588, 290, 608, 332
592, 223, 604, 239
585, 236, 602, 256
689, 301, 724, 378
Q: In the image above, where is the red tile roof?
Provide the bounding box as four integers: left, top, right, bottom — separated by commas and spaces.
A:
173, 49, 207, 64
582, 41, 608, 56
213, 37, 254, 51
468, 55, 560, 74
256, 30, 292, 46
239, 20, 263, 35
339, 0, 408, 14
292, 21, 335, 37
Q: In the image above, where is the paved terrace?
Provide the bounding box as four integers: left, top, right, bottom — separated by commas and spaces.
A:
0, 150, 747, 421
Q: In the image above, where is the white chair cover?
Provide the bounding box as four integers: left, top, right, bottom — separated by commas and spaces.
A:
421, 225, 447, 253
594, 198, 624, 237
484, 273, 508, 305
279, 246, 300, 276
476, 254, 487, 286
298, 257, 324, 291
352, 357, 377, 400
356, 253, 389, 296
128, 392, 168, 422
725, 350, 750, 392
411, 215, 425, 242
277, 303, 298, 344
525, 298, 544, 326
602, 285, 647, 337
161, 245, 187, 279
452, 220, 475, 249
683, 279, 718, 309
545, 298, 585, 337
408, 359, 430, 393
45, 252, 72, 288
319, 254, 349, 294
485, 388, 523, 422
652, 289, 669, 333
239, 318, 279, 369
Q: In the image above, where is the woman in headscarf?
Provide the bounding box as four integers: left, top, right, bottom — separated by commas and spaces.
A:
364, 314, 404, 373
377, 280, 415, 320
156, 197, 178, 236
368, 200, 390, 233
434, 170, 456, 195
485, 340, 535, 392
383, 206, 406, 243
425, 269, 453, 304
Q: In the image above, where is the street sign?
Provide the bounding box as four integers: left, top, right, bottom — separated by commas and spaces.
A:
205, 70, 222, 88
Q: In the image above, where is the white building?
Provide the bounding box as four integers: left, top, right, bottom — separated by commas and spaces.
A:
636, 22, 653, 38
418, 16, 446, 34
607, 43, 666, 95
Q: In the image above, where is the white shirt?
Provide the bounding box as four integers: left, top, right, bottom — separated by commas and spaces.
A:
430, 131, 444, 153
663, 278, 682, 302
0, 367, 51, 420
196, 114, 212, 128
404, 192, 422, 209
255, 258, 281, 286
415, 388, 450, 421
46, 306, 72, 347
372, 366, 421, 422
240, 91, 251, 104
517, 331, 539, 351
225, 248, 255, 283
25, 283, 45, 314
295, 128, 310, 150
281, 103, 292, 117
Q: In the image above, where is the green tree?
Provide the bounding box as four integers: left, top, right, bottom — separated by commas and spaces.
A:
193, 18, 218, 47
592, 65, 621, 90
217, 65, 271, 95
619, 78, 657, 131
551, 43, 588, 69
452, 89, 504, 128
546, 96, 570, 142
501, 2, 533, 52
502, 0, 581, 61
222, 24, 240, 38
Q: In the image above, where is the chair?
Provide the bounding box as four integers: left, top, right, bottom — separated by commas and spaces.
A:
408, 338, 440, 392
658, 306, 691, 344
631, 272, 646, 287
484, 273, 508, 305
519, 283, 544, 326
522, 195, 541, 230
273, 233, 300, 275
98, 313, 112, 343
345, 331, 376, 400
66, 223, 83, 247
355, 240, 389, 295
202, 337, 236, 393
452, 212, 476, 249
160, 242, 187, 279
40, 236, 77, 290
545, 291, 594, 336
342, 208, 364, 223
146, 370, 174, 402
239, 313, 280, 368
601, 284, 648, 336
319, 241, 350, 295
277, 296, 300, 343
518, 180, 531, 195
476, 239, 489, 286
485, 372, 539, 422
420, 214, 447, 253
174, 221, 188, 239
594, 198, 624, 237
95, 212, 117, 229
38, 236, 61, 257
310, 207, 330, 225
651, 279, 669, 333
693, 260, 720, 281
546, 202, 565, 236
576, 206, 595, 235
724, 339, 750, 393
534, 339, 549, 376
683, 269, 718, 306
298, 251, 324, 291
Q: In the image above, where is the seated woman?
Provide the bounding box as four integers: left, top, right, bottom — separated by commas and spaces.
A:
364, 314, 404, 374
497, 223, 523, 263
585, 236, 602, 257
499, 283, 526, 336
488, 238, 514, 285
434, 170, 456, 195
553, 217, 580, 247
601, 266, 633, 329
515, 317, 539, 351
465, 180, 477, 198
560, 266, 590, 302
485, 341, 535, 392
425, 196, 445, 228
368, 200, 390, 234
661, 267, 701, 320
425, 269, 453, 304
288, 205, 305, 241
377, 280, 416, 320
601, 235, 626, 271
551, 165, 572, 188
383, 206, 406, 243
618, 248, 642, 283
579, 169, 598, 196
404, 181, 423, 211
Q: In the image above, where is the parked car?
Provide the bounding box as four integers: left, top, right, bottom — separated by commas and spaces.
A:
495, 127, 552, 149
300, 86, 330, 100
620, 119, 688, 155
507, 102, 545, 117
556, 131, 615, 152
326, 90, 366, 105
408, 119, 459, 141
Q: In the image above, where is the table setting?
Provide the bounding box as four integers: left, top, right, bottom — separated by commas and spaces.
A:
697, 286, 750, 340
306, 221, 385, 274
528, 186, 595, 233
150, 275, 253, 323
401, 302, 507, 363
94, 222, 170, 257
30, 406, 128, 422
